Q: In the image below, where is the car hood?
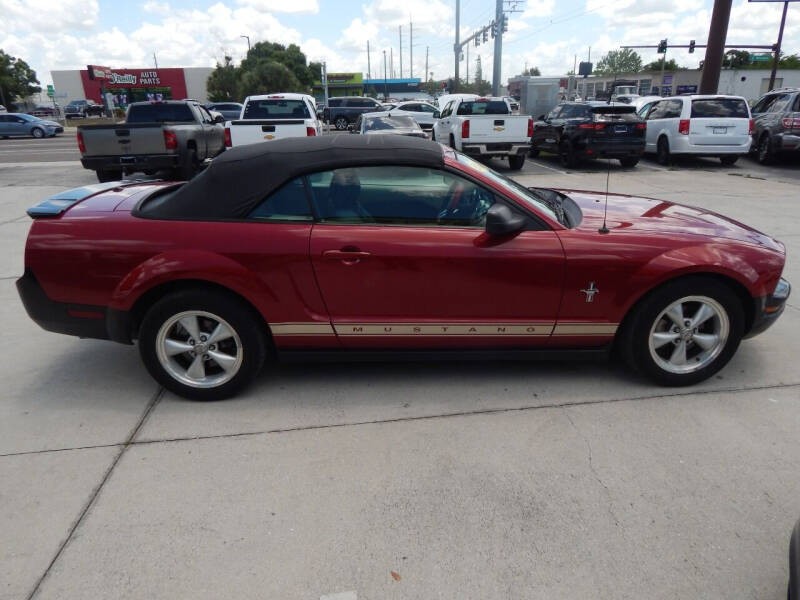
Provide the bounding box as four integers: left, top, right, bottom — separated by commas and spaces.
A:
560, 189, 784, 252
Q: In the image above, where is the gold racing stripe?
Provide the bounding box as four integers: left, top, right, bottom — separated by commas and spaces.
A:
270, 322, 618, 337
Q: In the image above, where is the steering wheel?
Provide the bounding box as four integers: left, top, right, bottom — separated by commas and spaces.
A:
437, 182, 464, 223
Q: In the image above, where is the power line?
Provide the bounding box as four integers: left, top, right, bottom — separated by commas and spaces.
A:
504, 1, 619, 47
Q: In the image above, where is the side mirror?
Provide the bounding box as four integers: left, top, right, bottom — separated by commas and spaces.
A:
214, 115, 225, 124
433, 110, 441, 119
485, 204, 526, 236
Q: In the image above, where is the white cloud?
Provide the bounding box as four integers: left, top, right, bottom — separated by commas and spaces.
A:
142, 1, 170, 15
522, 0, 555, 19
0, 0, 98, 31
338, 18, 379, 52
236, 0, 319, 13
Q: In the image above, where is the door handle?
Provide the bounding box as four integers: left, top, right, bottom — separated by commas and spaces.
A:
323, 249, 371, 264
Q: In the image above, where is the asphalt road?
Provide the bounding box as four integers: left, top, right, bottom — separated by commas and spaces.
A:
1, 141, 799, 599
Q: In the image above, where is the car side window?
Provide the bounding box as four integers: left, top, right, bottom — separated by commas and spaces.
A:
637, 103, 652, 118
794, 95, 800, 112
768, 93, 792, 112
198, 106, 214, 122
420, 104, 436, 113
440, 101, 454, 118
306, 166, 495, 227
752, 95, 776, 114
248, 177, 312, 221
546, 106, 562, 120
559, 105, 587, 119
665, 100, 684, 119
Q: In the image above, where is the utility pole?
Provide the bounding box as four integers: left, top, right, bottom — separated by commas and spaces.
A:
383, 50, 388, 100
466, 43, 470, 84
367, 40, 371, 81
153, 52, 158, 69
240, 35, 250, 52
769, 1, 790, 92
492, 0, 503, 96
322, 61, 328, 108
699, 0, 733, 94
454, 0, 460, 92
410, 21, 413, 78
660, 43, 668, 96
399, 25, 403, 78
425, 46, 429, 90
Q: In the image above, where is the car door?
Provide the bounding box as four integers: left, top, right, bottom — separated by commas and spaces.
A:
307, 165, 565, 348
9, 115, 28, 136
0, 115, 10, 135
644, 100, 666, 151
750, 94, 778, 143
416, 103, 438, 128
433, 100, 454, 140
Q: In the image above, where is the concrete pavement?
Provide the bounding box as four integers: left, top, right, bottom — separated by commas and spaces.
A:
1, 156, 799, 600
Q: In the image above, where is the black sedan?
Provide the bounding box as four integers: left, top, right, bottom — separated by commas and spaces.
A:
352, 113, 427, 138
530, 102, 646, 168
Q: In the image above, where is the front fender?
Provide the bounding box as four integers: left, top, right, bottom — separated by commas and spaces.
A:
108, 249, 276, 314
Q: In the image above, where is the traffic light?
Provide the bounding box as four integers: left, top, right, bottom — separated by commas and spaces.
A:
688, 39, 695, 53
482, 28, 488, 43
502, 14, 508, 33
490, 21, 496, 39
657, 39, 667, 54
474, 34, 479, 47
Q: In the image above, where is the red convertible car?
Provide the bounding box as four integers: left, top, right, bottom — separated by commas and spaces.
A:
17, 136, 789, 400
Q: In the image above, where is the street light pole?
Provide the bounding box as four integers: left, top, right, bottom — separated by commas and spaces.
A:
241, 35, 251, 53
383, 50, 388, 101
768, 1, 789, 92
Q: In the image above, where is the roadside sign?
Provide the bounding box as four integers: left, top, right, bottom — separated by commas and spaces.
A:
751, 53, 772, 62
46, 84, 54, 98
87, 65, 112, 80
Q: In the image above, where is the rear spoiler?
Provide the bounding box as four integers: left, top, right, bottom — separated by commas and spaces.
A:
590, 105, 636, 114
27, 182, 127, 219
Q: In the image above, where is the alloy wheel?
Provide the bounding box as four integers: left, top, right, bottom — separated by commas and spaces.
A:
648, 295, 729, 374
335, 118, 349, 130
155, 310, 243, 388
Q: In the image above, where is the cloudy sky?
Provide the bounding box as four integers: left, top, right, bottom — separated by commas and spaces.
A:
0, 0, 798, 90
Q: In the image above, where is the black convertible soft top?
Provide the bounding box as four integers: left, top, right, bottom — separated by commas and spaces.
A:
143, 134, 444, 219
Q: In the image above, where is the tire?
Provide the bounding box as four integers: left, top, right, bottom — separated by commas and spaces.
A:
719, 155, 738, 166
138, 288, 267, 401
618, 276, 744, 387
528, 146, 540, 158
31, 127, 45, 139
430, 129, 436, 142
757, 134, 774, 165
558, 140, 577, 168
656, 136, 671, 166
334, 117, 349, 130
449, 134, 456, 150
508, 154, 525, 170
174, 148, 199, 181
619, 157, 639, 168
96, 169, 122, 183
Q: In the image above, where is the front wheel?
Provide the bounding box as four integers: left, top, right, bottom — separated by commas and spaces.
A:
31, 127, 45, 139
508, 154, 525, 170
558, 140, 578, 168
618, 277, 744, 386
719, 155, 738, 166
334, 117, 349, 130
138, 289, 267, 401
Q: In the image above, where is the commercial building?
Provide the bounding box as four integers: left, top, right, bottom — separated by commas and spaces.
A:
312, 73, 429, 101
51, 67, 214, 107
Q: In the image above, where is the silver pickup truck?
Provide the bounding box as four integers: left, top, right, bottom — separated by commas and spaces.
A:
78, 101, 226, 182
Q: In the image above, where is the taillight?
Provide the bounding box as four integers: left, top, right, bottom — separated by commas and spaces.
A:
782, 117, 800, 130
678, 119, 690, 135
527, 118, 533, 137
306, 126, 316, 137
224, 127, 232, 147
749, 118, 755, 134
578, 123, 605, 130
635, 122, 647, 130
77, 131, 86, 153
163, 129, 178, 150
461, 120, 470, 139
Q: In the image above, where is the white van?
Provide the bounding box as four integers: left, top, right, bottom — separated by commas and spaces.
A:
640, 95, 753, 165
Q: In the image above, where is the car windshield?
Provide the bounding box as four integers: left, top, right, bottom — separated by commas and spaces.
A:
243, 99, 310, 119
691, 98, 749, 118
454, 152, 560, 224
365, 116, 417, 130
456, 100, 509, 115
127, 103, 195, 123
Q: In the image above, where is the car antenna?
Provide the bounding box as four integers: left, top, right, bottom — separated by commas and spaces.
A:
598, 72, 616, 235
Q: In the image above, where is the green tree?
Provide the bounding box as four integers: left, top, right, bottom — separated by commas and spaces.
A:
308, 61, 322, 83
206, 56, 239, 102
722, 50, 751, 69
241, 41, 314, 88
238, 61, 304, 97
521, 67, 541, 76
0, 50, 40, 107
642, 58, 683, 71
595, 48, 642, 75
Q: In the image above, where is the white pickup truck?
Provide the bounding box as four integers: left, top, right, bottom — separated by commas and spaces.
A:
225, 93, 322, 148
432, 96, 532, 169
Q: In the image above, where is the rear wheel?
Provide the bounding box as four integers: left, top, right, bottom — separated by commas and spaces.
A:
174, 148, 199, 181
334, 117, 349, 130
619, 157, 639, 168
757, 133, 774, 165
96, 169, 122, 183
719, 155, 738, 166
656, 136, 671, 165
618, 277, 744, 386
508, 154, 525, 170
138, 289, 267, 401
528, 146, 540, 157
558, 140, 577, 168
